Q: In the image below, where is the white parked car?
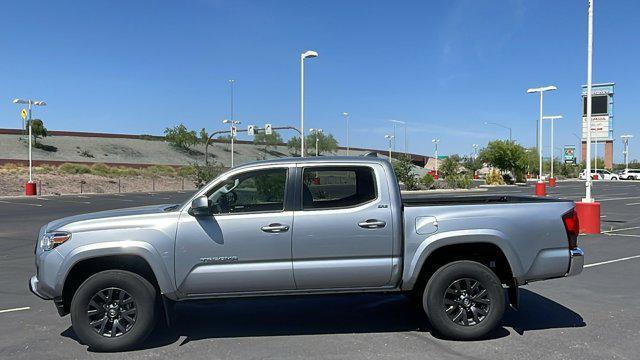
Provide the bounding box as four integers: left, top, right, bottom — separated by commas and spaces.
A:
579, 169, 619, 180
619, 169, 640, 180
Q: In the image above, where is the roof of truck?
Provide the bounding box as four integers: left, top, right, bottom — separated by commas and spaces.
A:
230, 155, 390, 170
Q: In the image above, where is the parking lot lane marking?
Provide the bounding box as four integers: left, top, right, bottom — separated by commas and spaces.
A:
599, 196, 640, 202
602, 226, 640, 234
626, 202, 640, 206
0, 200, 42, 207
584, 255, 640, 268
605, 233, 640, 238
0, 306, 30, 314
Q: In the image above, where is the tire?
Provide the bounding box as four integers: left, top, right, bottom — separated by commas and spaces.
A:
422, 261, 505, 340
70, 270, 157, 352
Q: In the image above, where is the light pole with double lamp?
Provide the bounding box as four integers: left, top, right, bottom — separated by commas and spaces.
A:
542, 115, 563, 186
309, 128, 323, 156
223, 119, 241, 167
390, 119, 407, 156
384, 135, 394, 160
12, 98, 46, 195
300, 50, 318, 157
526, 85, 557, 196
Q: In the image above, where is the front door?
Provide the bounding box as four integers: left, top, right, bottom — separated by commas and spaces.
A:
292, 164, 395, 289
175, 167, 295, 296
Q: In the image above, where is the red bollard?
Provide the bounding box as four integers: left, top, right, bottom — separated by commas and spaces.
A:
575, 201, 601, 234
534, 181, 546, 196
549, 177, 556, 187
25, 181, 37, 196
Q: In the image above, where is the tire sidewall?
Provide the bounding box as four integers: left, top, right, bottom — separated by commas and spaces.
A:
70, 270, 156, 352
423, 261, 505, 340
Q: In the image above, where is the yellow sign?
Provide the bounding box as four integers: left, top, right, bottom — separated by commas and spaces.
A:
20, 109, 27, 120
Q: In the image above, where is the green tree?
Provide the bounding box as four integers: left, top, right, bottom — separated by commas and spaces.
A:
287, 136, 301, 156
199, 128, 209, 144
439, 154, 462, 178
305, 132, 339, 156
164, 124, 198, 150
393, 155, 419, 190
254, 130, 283, 152
462, 155, 483, 175
27, 119, 47, 144
479, 140, 528, 181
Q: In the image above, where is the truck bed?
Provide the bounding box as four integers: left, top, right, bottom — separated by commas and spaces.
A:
402, 193, 569, 207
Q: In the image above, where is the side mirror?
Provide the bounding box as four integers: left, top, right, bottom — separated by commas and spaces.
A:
189, 195, 212, 217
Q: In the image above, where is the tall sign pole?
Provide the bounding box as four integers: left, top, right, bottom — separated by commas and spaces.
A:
584, 0, 594, 203
28, 101, 33, 183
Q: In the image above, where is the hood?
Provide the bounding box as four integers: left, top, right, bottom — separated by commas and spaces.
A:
46, 204, 177, 232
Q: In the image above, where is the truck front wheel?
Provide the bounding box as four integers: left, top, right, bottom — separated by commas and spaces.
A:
423, 260, 505, 340
70, 270, 157, 351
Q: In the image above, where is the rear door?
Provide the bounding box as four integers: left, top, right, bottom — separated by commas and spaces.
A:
291, 164, 395, 289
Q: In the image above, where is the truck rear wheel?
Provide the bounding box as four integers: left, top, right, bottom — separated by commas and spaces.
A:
423, 260, 505, 340
70, 270, 157, 351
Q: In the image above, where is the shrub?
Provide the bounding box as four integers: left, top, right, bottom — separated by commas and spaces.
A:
485, 169, 506, 185
420, 173, 435, 189
113, 167, 141, 177
445, 174, 473, 189
143, 165, 177, 177
90, 163, 112, 176
189, 163, 224, 188
35, 164, 55, 174
59, 163, 91, 174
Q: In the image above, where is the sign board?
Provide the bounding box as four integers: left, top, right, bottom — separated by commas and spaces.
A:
563, 145, 576, 164
20, 109, 27, 120
264, 124, 272, 135
581, 115, 610, 141
247, 125, 255, 136
230, 126, 237, 137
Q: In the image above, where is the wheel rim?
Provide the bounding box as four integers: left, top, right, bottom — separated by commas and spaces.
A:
87, 287, 137, 337
443, 278, 491, 326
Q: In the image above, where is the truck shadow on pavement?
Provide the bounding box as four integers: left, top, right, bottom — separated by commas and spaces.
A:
61, 288, 585, 351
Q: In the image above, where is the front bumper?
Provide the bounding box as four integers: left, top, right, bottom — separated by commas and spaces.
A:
29, 275, 53, 300
566, 248, 584, 277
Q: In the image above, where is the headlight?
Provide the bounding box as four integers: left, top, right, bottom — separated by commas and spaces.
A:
41, 231, 71, 251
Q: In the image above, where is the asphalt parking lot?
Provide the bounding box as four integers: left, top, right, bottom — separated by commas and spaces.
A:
1, 181, 640, 359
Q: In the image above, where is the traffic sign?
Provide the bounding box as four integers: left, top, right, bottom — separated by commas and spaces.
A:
231, 126, 237, 137
264, 124, 272, 135
247, 125, 255, 136
20, 109, 27, 120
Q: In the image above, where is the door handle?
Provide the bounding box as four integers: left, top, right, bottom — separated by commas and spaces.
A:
358, 219, 387, 229
261, 223, 290, 233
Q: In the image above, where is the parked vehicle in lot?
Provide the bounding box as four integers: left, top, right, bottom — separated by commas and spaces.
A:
30, 156, 584, 351
619, 168, 640, 180
579, 169, 619, 180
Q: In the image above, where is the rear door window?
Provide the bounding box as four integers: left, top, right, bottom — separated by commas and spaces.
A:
301, 166, 376, 210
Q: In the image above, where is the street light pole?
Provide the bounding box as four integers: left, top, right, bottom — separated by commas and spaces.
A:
432, 139, 440, 176
223, 119, 241, 167
527, 85, 557, 187
342, 112, 350, 155
228, 79, 235, 121
300, 50, 318, 157
384, 135, 394, 160
12, 98, 46, 184
621, 135, 633, 171
472, 144, 479, 159
484, 121, 512, 142
390, 120, 407, 156
543, 115, 563, 182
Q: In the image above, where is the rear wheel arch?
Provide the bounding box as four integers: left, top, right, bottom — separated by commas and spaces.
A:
410, 242, 515, 295
61, 255, 161, 316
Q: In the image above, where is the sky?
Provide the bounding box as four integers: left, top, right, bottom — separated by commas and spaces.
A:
1, 0, 639, 162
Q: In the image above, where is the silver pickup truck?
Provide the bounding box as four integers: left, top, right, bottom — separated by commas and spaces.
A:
30, 156, 584, 351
